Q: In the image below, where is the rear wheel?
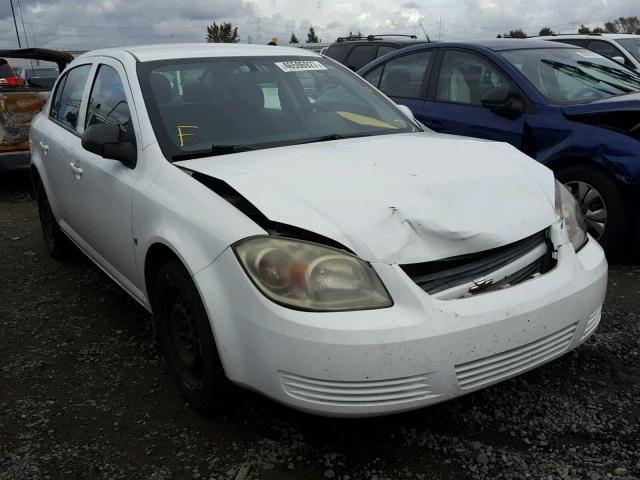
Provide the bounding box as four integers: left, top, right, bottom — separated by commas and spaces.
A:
153, 259, 229, 411
34, 177, 74, 260
556, 164, 627, 256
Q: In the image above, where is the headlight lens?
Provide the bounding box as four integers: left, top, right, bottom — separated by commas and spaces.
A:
555, 180, 588, 251
233, 236, 393, 311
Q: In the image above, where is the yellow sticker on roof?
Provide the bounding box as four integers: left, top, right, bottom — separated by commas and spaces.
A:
336, 111, 397, 129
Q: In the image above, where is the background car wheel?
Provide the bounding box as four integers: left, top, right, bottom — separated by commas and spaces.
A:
34, 177, 74, 260
555, 164, 627, 256
153, 259, 229, 411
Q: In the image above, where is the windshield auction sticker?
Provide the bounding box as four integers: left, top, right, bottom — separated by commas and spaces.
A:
275, 61, 327, 72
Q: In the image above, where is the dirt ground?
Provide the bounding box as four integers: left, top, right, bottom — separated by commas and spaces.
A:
1, 171, 638, 480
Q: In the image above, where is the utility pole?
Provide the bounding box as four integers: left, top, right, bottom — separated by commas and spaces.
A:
254, 17, 263, 44
436, 17, 445, 40
9, 0, 22, 48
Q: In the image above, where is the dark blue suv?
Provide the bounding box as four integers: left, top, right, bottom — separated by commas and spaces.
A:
358, 39, 640, 255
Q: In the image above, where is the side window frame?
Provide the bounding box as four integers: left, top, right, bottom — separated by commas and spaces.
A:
85, 63, 133, 128
428, 48, 530, 110
48, 62, 95, 136
80, 57, 142, 162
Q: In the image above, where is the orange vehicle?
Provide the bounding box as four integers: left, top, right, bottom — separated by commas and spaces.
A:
0, 48, 72, 173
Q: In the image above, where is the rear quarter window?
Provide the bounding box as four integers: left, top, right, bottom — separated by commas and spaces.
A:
325, 45, 350, 64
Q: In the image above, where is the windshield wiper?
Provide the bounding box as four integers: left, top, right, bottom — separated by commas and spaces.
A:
296, 133, 369, 145
171, 144, 255, 161
576, 60, 640, 88
541, 59, 632, 93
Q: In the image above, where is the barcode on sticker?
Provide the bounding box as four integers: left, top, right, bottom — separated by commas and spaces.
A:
275, 61, 327, 72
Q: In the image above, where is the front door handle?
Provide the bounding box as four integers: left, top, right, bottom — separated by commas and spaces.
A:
39, 141, 49, 154
69, 162, 83, 178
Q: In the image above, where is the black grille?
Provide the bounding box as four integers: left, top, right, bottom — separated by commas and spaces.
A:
401, 230, 554, 296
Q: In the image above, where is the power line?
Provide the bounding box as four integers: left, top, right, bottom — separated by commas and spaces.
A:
9, 0, 21, 47
16, 0, 29, 48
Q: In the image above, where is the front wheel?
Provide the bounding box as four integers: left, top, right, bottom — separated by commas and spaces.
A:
556, 164, 627, 256
153, 259, 229, 411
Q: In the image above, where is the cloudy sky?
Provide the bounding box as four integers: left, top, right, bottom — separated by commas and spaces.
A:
0, 0, 638, 50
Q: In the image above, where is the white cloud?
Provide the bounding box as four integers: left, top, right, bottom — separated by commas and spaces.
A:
0, 0, 638, 49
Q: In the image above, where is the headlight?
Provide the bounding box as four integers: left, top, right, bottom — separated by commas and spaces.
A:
555, 180, 588, 251
233, 236, 393, 311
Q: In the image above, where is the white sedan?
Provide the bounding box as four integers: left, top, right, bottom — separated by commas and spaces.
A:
30, 44, 607, 417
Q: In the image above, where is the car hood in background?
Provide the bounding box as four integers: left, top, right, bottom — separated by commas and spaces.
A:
561, 93, 640, 116
561, 94, 640, 140
176, 133, 556, 264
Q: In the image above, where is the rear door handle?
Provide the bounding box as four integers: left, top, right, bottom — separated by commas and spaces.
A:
39, 141, 49, 154
69, 162, 83, 178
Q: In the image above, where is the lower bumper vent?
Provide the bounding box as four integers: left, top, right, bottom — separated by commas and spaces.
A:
580, 307, 601, 342
455, 323, 578, 390
280, 372, 435, 407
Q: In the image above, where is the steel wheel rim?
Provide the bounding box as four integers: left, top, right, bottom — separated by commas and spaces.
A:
168, 295, 203, 390
564, 180, 607, 240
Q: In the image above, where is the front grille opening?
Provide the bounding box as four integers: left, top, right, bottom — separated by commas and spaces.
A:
401, 230, 556, 298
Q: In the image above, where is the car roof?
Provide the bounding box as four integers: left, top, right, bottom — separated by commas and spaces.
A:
78, 43, 320, 63
378, 39, 579, 52
535, 33, 640, 40
330, 38, 427, 46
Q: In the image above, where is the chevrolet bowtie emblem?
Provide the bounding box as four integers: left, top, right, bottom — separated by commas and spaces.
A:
468, 277, 494, 294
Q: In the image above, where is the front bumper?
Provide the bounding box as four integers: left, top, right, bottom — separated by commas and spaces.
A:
194, 234, 607, 417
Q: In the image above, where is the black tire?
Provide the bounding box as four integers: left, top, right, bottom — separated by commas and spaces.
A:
33, 176, 74, 260
153, 259, 229, 411
555, 164, 628, 256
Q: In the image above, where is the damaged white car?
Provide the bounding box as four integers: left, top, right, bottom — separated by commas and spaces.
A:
30, 44, 607, 417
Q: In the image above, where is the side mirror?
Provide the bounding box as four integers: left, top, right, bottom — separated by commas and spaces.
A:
81, 123, 137, 168
396, 104, 415, 121
611, 56, 626, 65
480, 86, 524, 113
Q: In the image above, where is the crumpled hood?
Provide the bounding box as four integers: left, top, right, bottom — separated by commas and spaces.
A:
176, 132, 556, 264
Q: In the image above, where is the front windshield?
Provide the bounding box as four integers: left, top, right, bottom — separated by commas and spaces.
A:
617, 38, 640, 62
137, 56, 419, 160
501, 48, 640, 105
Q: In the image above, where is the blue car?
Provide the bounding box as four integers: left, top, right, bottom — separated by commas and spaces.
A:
358, 39, 640, 255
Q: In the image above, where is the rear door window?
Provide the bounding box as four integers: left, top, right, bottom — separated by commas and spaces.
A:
346, 46, 377, 71
379, 51, 433, 99
49, 64, 91, 130
377, 45, 397, 58
325, 45, 350, 64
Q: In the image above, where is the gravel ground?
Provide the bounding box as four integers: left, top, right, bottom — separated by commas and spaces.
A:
1, 171, 639, 480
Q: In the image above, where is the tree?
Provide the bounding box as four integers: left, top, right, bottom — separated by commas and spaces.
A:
604, 21, 619, 33
592, 27, 606, 33
206, 22, 239, 43
578, 24, 591, 34
502, 28, 527, 38
616, 16, 640, 34
538, 27, 555, 36
290, 32, 299, 43
307, 26, 320, 43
